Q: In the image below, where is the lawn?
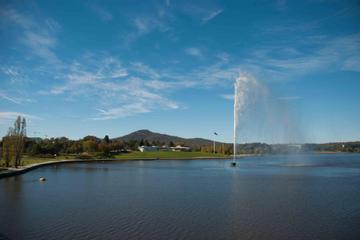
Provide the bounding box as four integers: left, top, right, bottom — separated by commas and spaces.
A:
20, 155, 76, 166
1, 152, 227, 168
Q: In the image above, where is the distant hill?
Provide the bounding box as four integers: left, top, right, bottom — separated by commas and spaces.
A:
115, 129, 214, 149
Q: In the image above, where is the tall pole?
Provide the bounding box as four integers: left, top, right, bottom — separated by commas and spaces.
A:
213, 132, 219, 154
213, 137, 216, 154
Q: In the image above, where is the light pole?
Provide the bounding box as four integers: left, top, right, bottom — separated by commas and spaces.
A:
213, 132, 218, 154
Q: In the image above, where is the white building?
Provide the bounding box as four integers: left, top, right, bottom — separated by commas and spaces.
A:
138, 146, 159, 152
171, 145, 191, 152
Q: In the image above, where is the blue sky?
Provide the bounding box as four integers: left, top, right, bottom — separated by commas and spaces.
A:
0, 0, 359, 143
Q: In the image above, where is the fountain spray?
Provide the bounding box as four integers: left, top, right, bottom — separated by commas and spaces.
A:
232, 79, 240, 166
232, 73, 262, 167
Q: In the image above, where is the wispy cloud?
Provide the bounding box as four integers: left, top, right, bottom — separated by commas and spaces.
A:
202, 9, 223, 24
246, 34, 360, 77
1, 8, 62, 65
41, 54, 182, 120
185, 47, 203, 58
90, 4, 113, 22
0, 90, 33, 105
0, 8, 34, 29
124, 9, 172, 46
342, 57, 360, 72
0, 92, 21, 104
0, 111, 42, 121
0, 66, 30, 84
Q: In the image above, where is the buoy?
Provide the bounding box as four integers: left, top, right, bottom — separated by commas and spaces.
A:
39, 177, 46, 181
231, 162, 237, 167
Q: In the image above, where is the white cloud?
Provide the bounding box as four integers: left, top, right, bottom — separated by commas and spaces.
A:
0, 112, 42, 121
123, 6, 174, 46
202, 9, 223, 24
342, 57, 360, 72
246, 34, 360, 77
131, 62, 160, 79
185, 47, 202, 58
0, 8, 34, 29
21, 31, 60, 64
1, 8, 62, 65
41, 54, 181, 120
0, 92, 21, 104
93, 103, 151, 120
0, 91, 33, 104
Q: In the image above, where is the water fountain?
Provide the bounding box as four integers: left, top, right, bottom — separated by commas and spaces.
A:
232, 73, 265, 167
231, 73, 302, 167
232, 79, 239, 167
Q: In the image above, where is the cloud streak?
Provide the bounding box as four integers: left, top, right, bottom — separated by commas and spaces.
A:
1, 8, 62, 65
0, 112, 42, 121
202, 9, 223, 24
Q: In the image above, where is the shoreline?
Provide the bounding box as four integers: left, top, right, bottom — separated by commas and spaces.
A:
0, 156, 237, 179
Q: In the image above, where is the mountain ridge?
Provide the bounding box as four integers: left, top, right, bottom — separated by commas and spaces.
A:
114, 129, 216, 149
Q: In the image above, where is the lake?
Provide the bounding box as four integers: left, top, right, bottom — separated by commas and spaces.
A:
1, 153, 360, 239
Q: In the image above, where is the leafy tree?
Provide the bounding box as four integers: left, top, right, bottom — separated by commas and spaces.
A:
99, 135, 110, 156
104, 135, 110, 144
83, 140, 97, 153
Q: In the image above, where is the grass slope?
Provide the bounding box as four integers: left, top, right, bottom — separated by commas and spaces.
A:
4, 152, 227, 167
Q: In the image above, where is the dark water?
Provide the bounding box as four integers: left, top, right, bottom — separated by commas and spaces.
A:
1, 154, 360, 240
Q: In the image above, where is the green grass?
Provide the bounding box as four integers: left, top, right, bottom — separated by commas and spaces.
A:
114, 151, 227, 159
1, 152, 227, 168
20, 155, 76, 166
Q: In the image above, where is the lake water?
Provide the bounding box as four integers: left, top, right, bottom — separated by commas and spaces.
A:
1, 153, 360, 240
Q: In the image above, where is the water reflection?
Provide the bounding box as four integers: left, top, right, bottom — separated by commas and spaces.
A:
0, 154, 360, 240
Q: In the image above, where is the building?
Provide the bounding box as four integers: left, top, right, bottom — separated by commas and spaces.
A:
171, 145, 191, 152
138, 146, 159, 152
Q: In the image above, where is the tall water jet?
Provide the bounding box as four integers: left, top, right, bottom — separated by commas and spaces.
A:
232, 72, 303, 163
232, 73, 265, 166
232, 79, 240, 166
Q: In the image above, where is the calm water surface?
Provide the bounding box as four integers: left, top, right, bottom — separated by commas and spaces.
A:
1, 154, 360, 240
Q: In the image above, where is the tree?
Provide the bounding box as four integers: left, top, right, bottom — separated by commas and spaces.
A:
99, 135, 110, 156
2, 135, 12, 167
7, 116, 26, 167
83, 139, 97, 153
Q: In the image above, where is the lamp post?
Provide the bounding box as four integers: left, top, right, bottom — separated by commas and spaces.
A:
213, 132, 218, 154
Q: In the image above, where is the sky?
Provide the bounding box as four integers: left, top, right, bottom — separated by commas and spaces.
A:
0, 0, 359, 143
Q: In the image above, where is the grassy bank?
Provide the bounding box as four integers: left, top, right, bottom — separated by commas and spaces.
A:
2, 152, 227, 168
19, 155, 76, 166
